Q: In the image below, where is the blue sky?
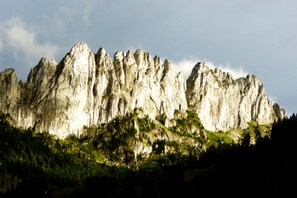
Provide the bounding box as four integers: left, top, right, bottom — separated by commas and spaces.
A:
0, 0, 296, 115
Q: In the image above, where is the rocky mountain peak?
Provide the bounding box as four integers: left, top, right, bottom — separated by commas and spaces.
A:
0, 43, 285, 137
186, 62, 284, 131
69, 42, 91, 56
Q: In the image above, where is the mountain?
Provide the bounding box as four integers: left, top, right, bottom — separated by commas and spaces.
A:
0, 42, 285, 138
186, 62, 285, 131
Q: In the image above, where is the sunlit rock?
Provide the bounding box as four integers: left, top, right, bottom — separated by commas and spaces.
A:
0, 43, 285, 137
186, 62, 285, 131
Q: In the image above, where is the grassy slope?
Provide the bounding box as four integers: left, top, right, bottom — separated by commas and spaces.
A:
1, 111, 292, 197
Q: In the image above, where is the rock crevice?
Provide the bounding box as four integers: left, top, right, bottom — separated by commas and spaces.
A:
0, 43, 285, 137
186, 62, 285, 131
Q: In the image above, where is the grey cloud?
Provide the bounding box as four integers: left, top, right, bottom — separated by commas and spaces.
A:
0, 17, 59, 79
0, 0, 296, 114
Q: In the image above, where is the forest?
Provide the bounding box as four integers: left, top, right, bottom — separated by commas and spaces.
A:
0, 112, 296, 197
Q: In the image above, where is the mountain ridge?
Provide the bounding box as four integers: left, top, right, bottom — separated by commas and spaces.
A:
0, 42, 285, 137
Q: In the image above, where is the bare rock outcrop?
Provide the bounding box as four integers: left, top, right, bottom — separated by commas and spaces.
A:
0, 43, 187, 137
186, 62, 285, 131
0, 43, 285, 137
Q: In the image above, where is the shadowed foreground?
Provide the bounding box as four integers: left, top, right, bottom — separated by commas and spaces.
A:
0, 114, 296, 197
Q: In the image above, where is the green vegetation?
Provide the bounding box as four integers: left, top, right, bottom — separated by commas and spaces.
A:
0, 113, 130, 196
0, 112, 296, 197
206, 130, 235, 146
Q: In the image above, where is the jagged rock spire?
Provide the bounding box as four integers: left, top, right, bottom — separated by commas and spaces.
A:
0, 43, 285, 137
186, 62, 285, 131
0, 43, 188, 137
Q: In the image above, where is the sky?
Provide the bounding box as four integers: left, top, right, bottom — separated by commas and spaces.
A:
0, 0, 296, 115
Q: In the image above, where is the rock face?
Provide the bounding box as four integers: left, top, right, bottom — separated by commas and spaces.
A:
0, 68, 21, 116
186, 62, 285, 131
0, 43, 187, 137
0, 42, 285, 137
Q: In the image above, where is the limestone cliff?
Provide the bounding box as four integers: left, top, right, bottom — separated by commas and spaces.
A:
0, 42, 285, 137
0, 68, 21, 116
186, 62, 285, 131
0, 43, 187, 137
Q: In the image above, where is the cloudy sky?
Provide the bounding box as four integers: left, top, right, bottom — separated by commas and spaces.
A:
0, 0, 296, 115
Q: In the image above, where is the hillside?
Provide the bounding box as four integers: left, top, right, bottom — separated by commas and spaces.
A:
0, 42, 290, 197
0, 112, 296, 197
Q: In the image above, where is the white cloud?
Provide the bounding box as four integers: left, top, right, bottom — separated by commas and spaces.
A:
173, 58, 248, 80
268, 95, 278, 103
172, 59, 198, 80
0, 17, 58, 63
204, 61, 248, 79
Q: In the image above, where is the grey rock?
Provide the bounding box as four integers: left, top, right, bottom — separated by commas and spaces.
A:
186, 62, 285, 131
0, 43, 187, 137
0, 43, 285, 137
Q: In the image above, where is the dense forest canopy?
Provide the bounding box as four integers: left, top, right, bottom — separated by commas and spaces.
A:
0, 113, 296, 197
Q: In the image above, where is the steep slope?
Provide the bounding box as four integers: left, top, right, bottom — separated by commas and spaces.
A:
186, 62, 285, 131
0, 42, 285, 137
0, 68, 21, 116
0, 43, 187, 137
